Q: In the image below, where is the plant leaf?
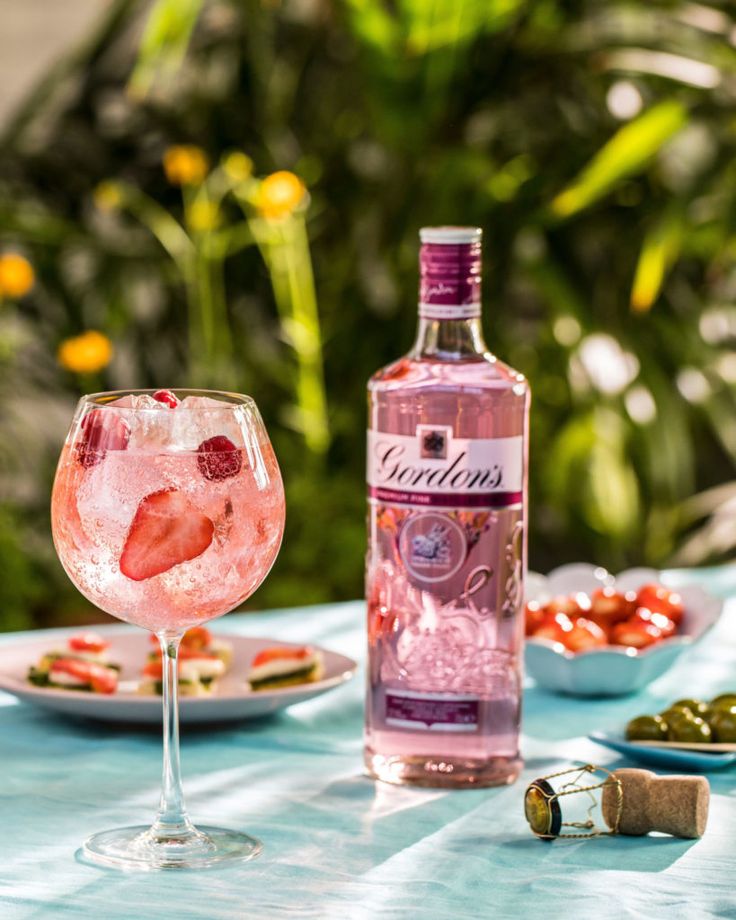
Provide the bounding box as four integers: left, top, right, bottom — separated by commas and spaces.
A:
551, 101, 688, 219
128, 0, 205, 98
630, 206, 684, 312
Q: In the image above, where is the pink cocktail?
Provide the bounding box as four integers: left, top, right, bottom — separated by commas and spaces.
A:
51, 389, 285, 870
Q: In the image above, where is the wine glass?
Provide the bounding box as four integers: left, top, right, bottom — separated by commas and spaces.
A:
51, 390, 285, 870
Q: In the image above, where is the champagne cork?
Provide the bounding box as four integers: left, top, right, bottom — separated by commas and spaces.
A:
601, 768, 709, 839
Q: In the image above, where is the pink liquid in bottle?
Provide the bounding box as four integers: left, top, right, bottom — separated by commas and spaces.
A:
365, 227, 530, 787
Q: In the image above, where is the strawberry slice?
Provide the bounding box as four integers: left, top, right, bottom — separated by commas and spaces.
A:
51, 658, 118, 694
152, 389, 180, 409
148, 626, 212, 650
76, 409, 130, 469
197, 436, 242, 482
182, 626, 212, 650
251, 645, 313, 668
120, 490, 214, 581
142, 659, 165, 680
68, 632, 109, 654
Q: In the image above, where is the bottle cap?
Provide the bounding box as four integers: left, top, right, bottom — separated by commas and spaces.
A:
419, 226, 482, 245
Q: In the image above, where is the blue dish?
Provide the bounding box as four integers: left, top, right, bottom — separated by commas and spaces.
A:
525, 565, 724, 697
588, 731, 736, 771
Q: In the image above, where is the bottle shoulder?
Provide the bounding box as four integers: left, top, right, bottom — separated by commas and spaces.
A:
368, 353, 528, 395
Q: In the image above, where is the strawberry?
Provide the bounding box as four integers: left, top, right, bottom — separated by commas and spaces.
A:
51, 658, 118, 694
635, 584, 684, 625
120, 490, 214, 581
631, 606, 677, 638
544, 595, 583, 618
76, 409, 130, 469
152, 389, 179, 409
610, 619, 663, 649
182, 625, 212, 650
588, 587, 636, 633
251, 645, 313, 669
68, 632, 109, 654
532, 612, 574, 645
561, 617, 608, 653
524, 600, 546, 636
197, 436, 242, 482
142, 659, 165, 680
148, 627, 213, 650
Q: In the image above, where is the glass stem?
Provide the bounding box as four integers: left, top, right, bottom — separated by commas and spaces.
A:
151, 633, 194, 840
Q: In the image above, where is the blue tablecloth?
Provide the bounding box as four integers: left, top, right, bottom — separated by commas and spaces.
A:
2, 569, 736, 920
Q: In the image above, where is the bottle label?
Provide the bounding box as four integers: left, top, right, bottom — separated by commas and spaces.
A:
367, 429, 523, 510
419, 301, 481, 320
419, 255, 481, 320
367, 424, 525, 614
385, 689, 479, 732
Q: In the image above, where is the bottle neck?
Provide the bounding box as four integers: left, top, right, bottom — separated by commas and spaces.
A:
415, 236, 486, 358
411, 316, 488, 358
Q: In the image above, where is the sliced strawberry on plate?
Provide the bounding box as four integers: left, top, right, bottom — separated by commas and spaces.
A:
120, 490, 214, 581
68, 632, 109, 654
181, 626, 212, 650
147, 628, 213, 649
142, 659, 164, 680
152, 389, 180, 409
251, 645, 313, 669
197, 436, 242, 482
51, 658, 118, 694
76, 409, 130, 469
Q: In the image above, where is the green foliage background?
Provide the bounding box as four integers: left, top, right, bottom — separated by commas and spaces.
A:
1, 0, 735, 629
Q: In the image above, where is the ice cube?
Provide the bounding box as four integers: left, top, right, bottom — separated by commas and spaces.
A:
179, 395, 224, 410
130, 394, 162, 410
173, 395, 248, 449
125, 395, 178, 450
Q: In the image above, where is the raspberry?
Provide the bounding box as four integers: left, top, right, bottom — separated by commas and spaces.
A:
197, 436, 242, 481
152, 389, 179, 408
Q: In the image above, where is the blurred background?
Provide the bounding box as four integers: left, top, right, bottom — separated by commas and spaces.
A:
1, 0, 735, 631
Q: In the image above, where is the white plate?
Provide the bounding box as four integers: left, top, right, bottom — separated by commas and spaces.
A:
0, 628, 357, 724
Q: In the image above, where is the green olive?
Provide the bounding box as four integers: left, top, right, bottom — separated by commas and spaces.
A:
709, 709, 736, 743
659, 706, 695, 724
670, 698, 708, 716
668, 715, 712, 743
626, 714, 669, 742
710, 694, 736, 710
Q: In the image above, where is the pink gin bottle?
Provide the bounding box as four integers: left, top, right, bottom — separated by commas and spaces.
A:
364, 226, 530, 788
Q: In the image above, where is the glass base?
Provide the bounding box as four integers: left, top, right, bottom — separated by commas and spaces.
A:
81, 824, 262, 871
364, 749, 523, 788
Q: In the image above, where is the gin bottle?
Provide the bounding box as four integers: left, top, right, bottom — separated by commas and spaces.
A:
364, 227, 530, 787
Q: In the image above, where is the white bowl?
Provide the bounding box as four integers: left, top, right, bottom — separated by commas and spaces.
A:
524, 564, 723, 697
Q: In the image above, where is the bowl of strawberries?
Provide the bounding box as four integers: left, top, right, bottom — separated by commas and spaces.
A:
524, 564, 723, 696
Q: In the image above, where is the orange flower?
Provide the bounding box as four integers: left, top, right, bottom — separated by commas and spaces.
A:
0, 253, 34, 299
58, 331, 113, 374
163, 145, 209, 186
257, 171, 306, 219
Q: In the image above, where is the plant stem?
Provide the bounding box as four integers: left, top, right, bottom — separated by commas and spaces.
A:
251, 215, 330, 454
